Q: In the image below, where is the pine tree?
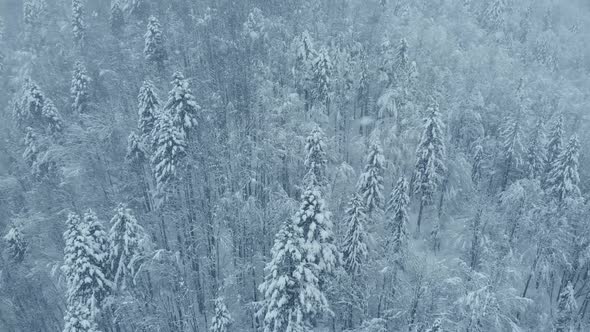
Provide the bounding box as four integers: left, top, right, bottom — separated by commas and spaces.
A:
82, 210, 111, 309
342, 194, 368, 276
525, 119, 545, 179
258, 220, 327, 332
63, 301, 100, 332
210, 297, 233, 332
108, 205, 145, 290
42, 99, 63, 135
164, 72, 200, 137
295, 188, 338, 279
137, 80, 160, 145
4, 225, 27, 263
126, 132, 147, 166
292, 30, 315, 111
71, 61, 90, 113
547, 136, 580, 203
144, 16, 167, 71
150, 109, 187, 199
396, 38, 409, 78
471, 144, 484, 185
357, 142, 385, 216
71, 0, 86, 48
411, 103, 446, 233
545, 115, 563, 185
385, 177, 410, 266
555, 282, 577, 332
13, 78, 45, 128
311, 47, 332, 111
110, 0, 124, 36
23, 127, 40, 167
303, 126, 328, 189
500, 116, 523, 190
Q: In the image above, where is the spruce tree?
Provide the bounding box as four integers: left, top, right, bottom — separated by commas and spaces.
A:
342, 194, 368, 276
258, 219, 327, 332
555, 282, 577, 332
63, 301, 100, 332
525, 119, 546, 179
311, 48, 332, 111
4, 225, 27, 263
295, 188, 338, 279
71, 61, 90, 113
411, 103, 446, 233
210, 297, 233, 332
137, 80, 160, 145
547, 136, 580, 203
150, 109, 187, 199
144, 16, 167, 71
71, 0, 86, 48
13, 78, 45, 128
385, 177, 410, 266
82, 210, 111, 309
164, 71, 200, 137
500, 116, 523, 190
108, 205, 145, 290
126, 132, 147, 166
42, 99, 63, 135
471, 144, 484, 185
293, 30, 315, 101
545, 115, 563, 185
303, 126, 328, 189
357, 141, 385, 216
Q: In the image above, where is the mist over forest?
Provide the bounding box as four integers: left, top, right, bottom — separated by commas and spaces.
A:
0, 0, 590, 331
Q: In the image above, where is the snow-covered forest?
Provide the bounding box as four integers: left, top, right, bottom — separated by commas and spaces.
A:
0, 0, 589, 331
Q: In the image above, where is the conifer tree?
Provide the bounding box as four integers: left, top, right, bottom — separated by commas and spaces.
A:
303, 126, 328, 189
411, 103, 446, 233
63, 301, 100, 332
13, 78, 45, 128
42, 99, 63, 135
311, 48, 332, 111
150, 109, 187, 199
144, 16, 167, 71
126, 132, 147, 166
555, 282, 577, 332
295, 188, 338, 279
164, 72, 200, 137
71, 0, 86, 48
82, 210, 111, 309
342, 194, 368, 276
525, 119, 546, 179
500, 116, 523, 190
258, 219, 327, 332
545, 115, 563, 185
4, 225, 27, 263
137, 80, 160, 145
547, 136, 580, 203
110, 0, 124, 36
108, 205, 145, 290
471, 144, 484, 185
357, 142, 385, 216
385, 177, 410, 266
71, 61, 90, 113
293, 30, 315, 100
210, 297, 233, 332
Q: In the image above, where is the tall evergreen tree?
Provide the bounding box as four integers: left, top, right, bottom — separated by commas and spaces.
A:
63, 301, 100, 332
525, 119, 546, 179
411, 103, 446, 233
83, 210, 111, 309
311, 48, 332, 111
163, 72, 200, 137
42, 99, 63, 135
126, 131, 147, 166
385, 177, 410, 266
303, 126, 328, 189
471, 144, 484, 185
295, 188, 338, 279
137, 80, 160, 145
71, 0, 86, 48
108, 205, 145, 290
342, 194, 368, 276
13, 78, 45, 128
357, 141, 385, 216
547, 136, 580, 203
210, 297, 233, 332
555, 282, 577, 332
500, 116, 523, 190
71, 61, 90, 113
545, 115, 564, 185
258, 219, 327, 332
144, 16, 167, 71
150, 109, 187, 200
